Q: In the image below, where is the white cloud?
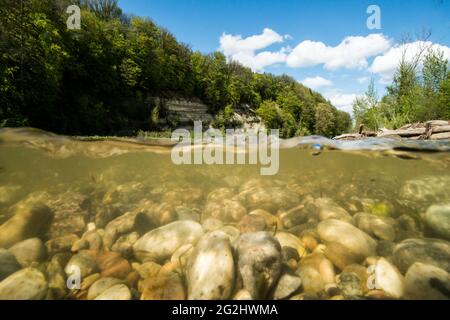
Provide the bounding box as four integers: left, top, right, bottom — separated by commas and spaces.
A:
220, 28, 289, 71
325, 92, 360, 114
286, 34, 391, 70
370, 41, 450, 84
220, 28, 284, 55
358, 76, 370, 84
301, 76, 333, 89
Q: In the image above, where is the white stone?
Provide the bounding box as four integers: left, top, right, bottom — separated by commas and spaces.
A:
187, 231, 235, 300
133, 221, 203, 262
317, 219, 377, 258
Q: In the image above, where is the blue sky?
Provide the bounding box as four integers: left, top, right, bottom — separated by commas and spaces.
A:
118, 0, 450, 113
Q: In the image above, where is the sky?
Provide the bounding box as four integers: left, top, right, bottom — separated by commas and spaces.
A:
118, 0, 450, 114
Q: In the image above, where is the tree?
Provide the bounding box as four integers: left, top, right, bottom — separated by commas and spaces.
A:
437, 71, 450, 119
276, 90, 303, 121
78, 0, 123, 20
335, 111, 352, 134
256, 100, 284, 130
421, 48, 449, 120
0, 0, 351, 136
423, 48, 448, 94
314, 103, 336, 137
353, 79, 382, 130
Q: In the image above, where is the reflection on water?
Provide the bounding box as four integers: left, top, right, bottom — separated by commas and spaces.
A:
0, 128, 449, 300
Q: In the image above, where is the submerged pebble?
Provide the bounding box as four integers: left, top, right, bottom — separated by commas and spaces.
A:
187, 231, 235, 300
423, 204, 450, 240
318, 219, 377, 261
0, 268, 48, 300
0, 204, 53, 249
0, 144, 449, 301
0, 249, 21, 281
393, 238, 450, 274
133, 221, 204, 262
404, 262, 450, 300
236, 232, 282, 299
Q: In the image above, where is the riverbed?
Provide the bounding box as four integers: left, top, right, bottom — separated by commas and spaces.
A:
0, 128, 449, 300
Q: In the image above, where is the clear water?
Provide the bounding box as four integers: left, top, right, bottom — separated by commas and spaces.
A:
0, 128, 449, 300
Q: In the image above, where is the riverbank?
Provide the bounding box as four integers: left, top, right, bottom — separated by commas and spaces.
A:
334, 120, 450, 140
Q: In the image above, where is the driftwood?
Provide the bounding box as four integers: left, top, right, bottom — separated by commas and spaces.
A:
334, 120, 450, 140
378, 128, 426, 137
430, 132, 450, 140
333, 133, 363, 140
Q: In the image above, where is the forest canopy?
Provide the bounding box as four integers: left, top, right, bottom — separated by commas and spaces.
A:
0, 0, 352, 137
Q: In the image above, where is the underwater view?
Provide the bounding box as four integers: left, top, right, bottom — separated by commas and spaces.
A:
0, 128, 449, 300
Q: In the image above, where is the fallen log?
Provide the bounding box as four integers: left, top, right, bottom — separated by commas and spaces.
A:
426, 120, 450, 126
334, 120, 450, 140
333, 133, 362, 140
378, 128, 426, 137
430, 132, 450, 140
432, 125, 450, 133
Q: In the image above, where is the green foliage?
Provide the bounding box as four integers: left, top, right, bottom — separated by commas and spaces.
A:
354, 48, 449, 131
353, 79, 382, 131
257, 101, 284, 130
335, 110, 352, 134
438, 72, 450, 119
213, 105, 242, 130
0, 0, 351, 137
314, 103, 336, 137
78, 0, 122, 20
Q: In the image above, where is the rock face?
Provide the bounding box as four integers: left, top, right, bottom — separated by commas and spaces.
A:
8, 238, 47, 267
392, 238, 450, 274
0, 204, 53, 248
0, 268, 48, 300
187, 231, 235, 300
236, 232, 282, 299
317, 219, 377, 261
162, 97, 214, 127
404, 263, 450, 300
423, 204, 450, 240
133, 221, 203, 262
0, 249, 21, 281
